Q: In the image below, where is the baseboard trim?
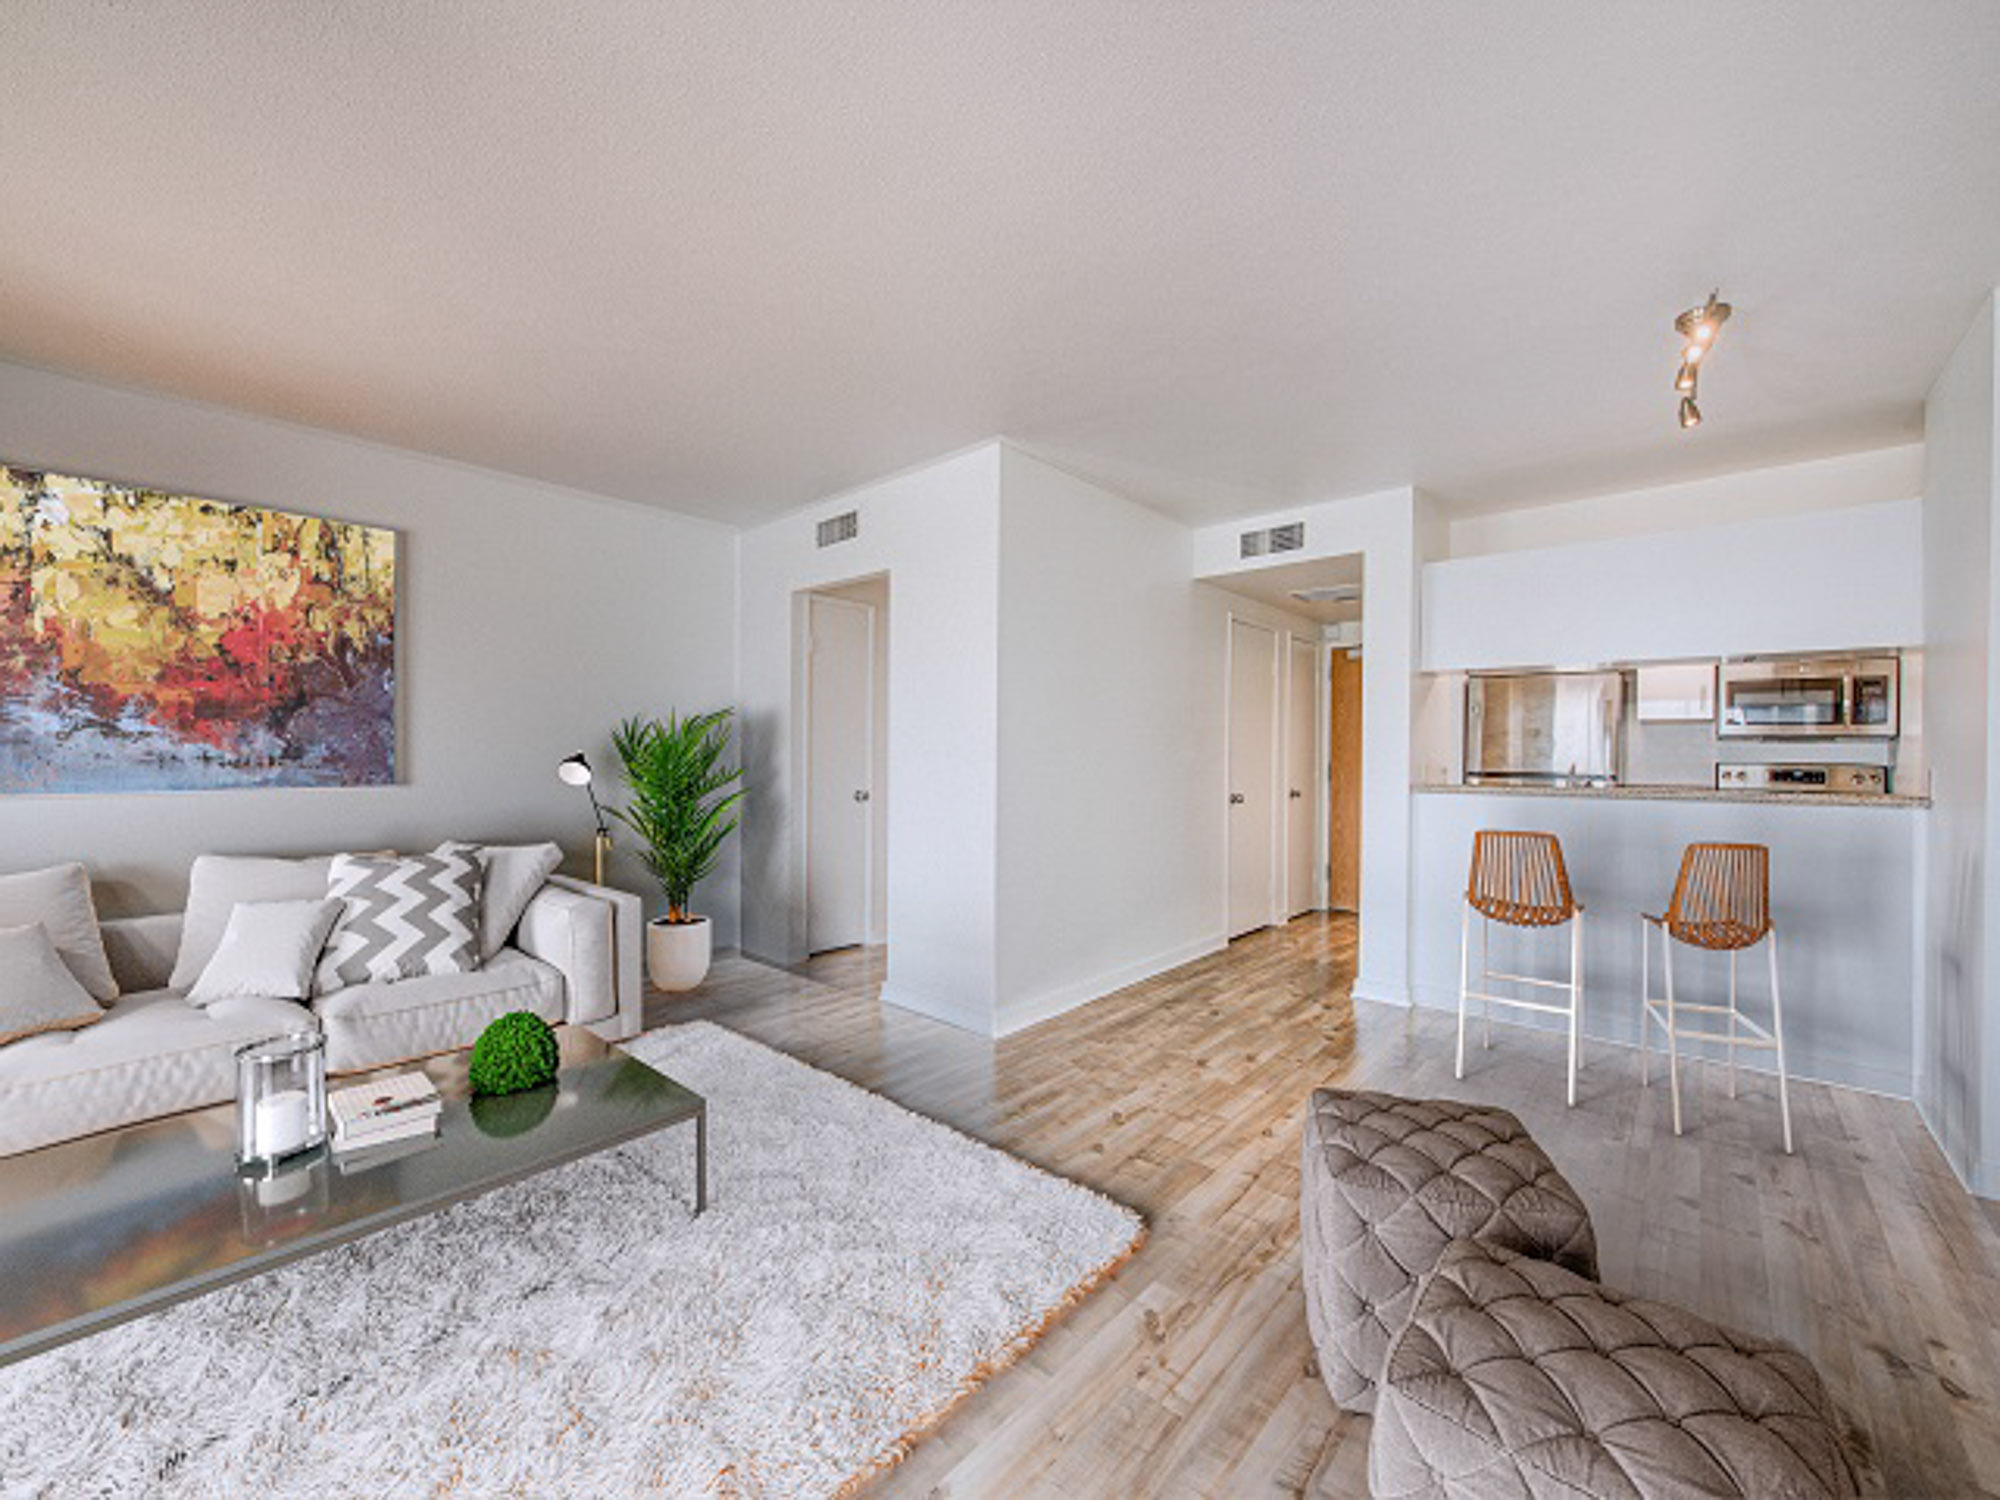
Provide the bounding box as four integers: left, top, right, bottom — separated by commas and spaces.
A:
995, 934, 1228, 1038
1349, 976, 1411, 1007
878, 983, 991, 1036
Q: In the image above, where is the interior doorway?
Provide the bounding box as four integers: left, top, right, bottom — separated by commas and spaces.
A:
1328, 645, 1363, 912
1286, 635, 1318, 918
802, 577, 889, 955
1226, 617, 1280, 938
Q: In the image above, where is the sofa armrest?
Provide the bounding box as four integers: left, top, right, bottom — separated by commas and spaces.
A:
529, 876, 644, 1041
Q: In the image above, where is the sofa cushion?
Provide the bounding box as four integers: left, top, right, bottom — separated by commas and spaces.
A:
313, 949, 564, 1073
0, 988, 314, 1157
1301, 1088, 1598, 1413
171, 854, 335, 989
437, 841, 563, 961
0, 923, 104, 1045
0, 863, 118, 1002
1369, 1238, 1859, 1500
315, 850, 483, 991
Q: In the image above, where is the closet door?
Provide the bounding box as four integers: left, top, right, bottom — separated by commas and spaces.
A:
1227, 618, 1279, 939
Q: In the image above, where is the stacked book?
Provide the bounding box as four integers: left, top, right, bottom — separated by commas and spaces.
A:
328, 1072, 442, 1153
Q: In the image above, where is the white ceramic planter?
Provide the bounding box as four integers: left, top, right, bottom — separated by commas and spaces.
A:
647, 915, 712, 992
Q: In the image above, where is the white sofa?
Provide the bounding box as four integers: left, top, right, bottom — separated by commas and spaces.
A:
0, 874, 644, 1158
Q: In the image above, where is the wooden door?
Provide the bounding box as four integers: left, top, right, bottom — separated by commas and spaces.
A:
1327, 648, 1363, 912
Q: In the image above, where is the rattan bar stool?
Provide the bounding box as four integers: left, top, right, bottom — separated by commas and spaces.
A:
1640, 842, 1793, 1153
1456, 830, 1586, 1105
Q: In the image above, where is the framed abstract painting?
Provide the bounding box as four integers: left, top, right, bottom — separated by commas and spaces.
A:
0, 463, 396, 793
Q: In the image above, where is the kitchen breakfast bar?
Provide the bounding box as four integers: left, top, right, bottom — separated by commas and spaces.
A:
1408, 781, 1925, 1099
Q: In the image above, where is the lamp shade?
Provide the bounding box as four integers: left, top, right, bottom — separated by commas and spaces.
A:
557, 753, 593, 788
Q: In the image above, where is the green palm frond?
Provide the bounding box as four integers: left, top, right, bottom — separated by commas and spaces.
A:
609, 708, 743, 923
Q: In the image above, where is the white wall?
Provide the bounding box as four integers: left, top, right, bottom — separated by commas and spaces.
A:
1448, 444, 1923, 557
1920, 293, 2000, 1196
736, 444, 1003, 1032
993, 448, 1322, 1034
0, 359, 740, 935
1193, 487, 1427, 1007
1423, 498, 1923, 672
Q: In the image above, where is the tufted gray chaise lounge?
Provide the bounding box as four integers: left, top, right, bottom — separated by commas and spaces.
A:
1300, 1089, 1598, 1413
1371, 1238, 1859, 1500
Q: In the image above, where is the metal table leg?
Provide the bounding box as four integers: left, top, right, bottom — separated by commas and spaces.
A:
694, 1101, 707, 1215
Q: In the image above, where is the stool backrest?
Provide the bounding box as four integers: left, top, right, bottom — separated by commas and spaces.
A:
1465, 831, 1579, 927
1665, 842, 1771, 951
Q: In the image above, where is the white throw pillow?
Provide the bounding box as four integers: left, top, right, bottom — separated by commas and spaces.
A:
0, 863, 118, 1002
172, 855, 336, 990
436, 841, 563, 960
187, 899, 344, 1006
0, 922, 104, 1044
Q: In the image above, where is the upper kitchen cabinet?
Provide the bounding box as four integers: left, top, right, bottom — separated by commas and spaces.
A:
1635, 663, 1716, 722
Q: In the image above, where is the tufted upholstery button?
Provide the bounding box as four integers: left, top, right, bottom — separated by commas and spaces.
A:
1369, 1239, 1859, 1499
1299, 1088, 1597, 1413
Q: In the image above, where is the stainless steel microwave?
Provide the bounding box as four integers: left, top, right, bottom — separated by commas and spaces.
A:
1716, 655, 1900, 739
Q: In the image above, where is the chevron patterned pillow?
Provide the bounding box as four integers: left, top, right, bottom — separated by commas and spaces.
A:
314, 850, 484, 992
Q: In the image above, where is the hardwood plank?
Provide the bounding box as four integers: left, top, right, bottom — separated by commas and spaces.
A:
648, 915, 1998, 1497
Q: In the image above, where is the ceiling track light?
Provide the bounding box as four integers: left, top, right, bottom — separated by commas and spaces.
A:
1672, 291, 1730, 428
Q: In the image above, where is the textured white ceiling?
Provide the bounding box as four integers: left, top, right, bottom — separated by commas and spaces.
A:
3, 3, 1997, 525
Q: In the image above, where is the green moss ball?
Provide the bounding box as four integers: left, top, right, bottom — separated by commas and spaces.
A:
468, 1011, 560, 1097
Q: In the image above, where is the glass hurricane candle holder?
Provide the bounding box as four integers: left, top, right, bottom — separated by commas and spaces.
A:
235, 1033, 327, 1169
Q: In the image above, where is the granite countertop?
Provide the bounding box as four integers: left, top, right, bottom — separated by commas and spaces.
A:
1413, 781, 1930, 810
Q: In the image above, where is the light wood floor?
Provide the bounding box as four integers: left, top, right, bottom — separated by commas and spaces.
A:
648, 916, 2000, 1498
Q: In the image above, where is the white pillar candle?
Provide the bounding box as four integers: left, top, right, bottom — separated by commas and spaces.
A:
253, 1088, 312, 1157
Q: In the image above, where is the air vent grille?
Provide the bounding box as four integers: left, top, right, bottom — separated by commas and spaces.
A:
816, 510, 859, 548
1239, 520, 1305, 558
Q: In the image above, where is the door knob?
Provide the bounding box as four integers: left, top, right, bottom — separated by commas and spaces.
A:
1229, 792, 1245, 805
1288, 789, 1302, 799
853, 790, 870, 802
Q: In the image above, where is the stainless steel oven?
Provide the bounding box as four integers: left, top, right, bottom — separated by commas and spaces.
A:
1716, 655, 1900, 739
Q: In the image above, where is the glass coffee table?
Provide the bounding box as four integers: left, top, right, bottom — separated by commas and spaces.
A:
0, 1027, 704, 1369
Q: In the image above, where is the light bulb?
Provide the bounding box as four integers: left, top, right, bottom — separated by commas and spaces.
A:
1675, 362, 1698, 392
1679, 395, 1702, 430
1682, 340, 1706, 364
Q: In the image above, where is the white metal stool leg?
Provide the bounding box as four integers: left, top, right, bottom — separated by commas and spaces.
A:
1640, 917, 1653, 1087
1727, 949, 1739, 1100
1455, 905, 1471, 1080
1662, 927, 1684, 1136
1566, 914, 1582, 1105
1769, 928, 1794, 1154
1480, 914, 1492, 1049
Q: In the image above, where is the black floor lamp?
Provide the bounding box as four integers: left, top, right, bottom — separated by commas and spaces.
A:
558, 752, 612, 885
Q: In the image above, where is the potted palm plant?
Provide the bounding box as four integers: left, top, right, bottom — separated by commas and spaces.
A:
611, 708, 744, 991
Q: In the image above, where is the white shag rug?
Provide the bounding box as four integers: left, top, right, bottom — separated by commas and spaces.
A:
0, 1022, 1144, 1497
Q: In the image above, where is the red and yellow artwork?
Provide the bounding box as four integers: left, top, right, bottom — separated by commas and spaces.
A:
1, 464, 396, 792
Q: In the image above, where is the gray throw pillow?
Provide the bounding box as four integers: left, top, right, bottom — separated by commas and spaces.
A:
0, 923, 105, 1044
435, 841, 563, 960
315, 850, 484, 992
0, 863, 118, 1002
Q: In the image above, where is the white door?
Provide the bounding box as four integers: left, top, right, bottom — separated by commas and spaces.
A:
1286, 636, 1317, 918
806, 594, 874, 953
1227, 618, 1279, 939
